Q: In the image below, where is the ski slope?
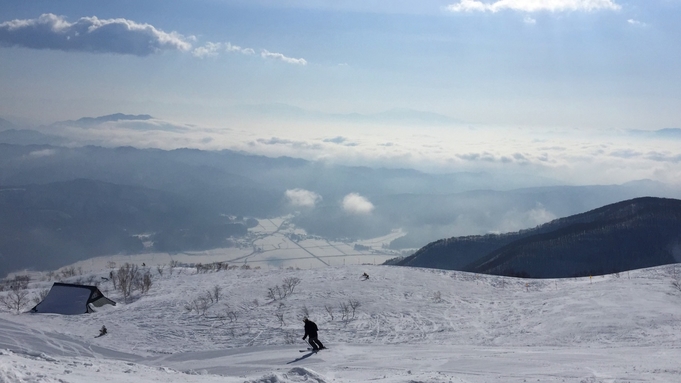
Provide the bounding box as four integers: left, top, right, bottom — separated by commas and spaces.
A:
2, 264, 681, 382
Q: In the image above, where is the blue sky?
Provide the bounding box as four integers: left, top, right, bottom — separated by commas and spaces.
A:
1, 0, 680, 185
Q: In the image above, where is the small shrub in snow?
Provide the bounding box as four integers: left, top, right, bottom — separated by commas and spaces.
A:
432, 291, 443, 303
225, 307, 239, 322
186, 296, 211, 316
284, 331, 299, 344
266, 278, 302, 302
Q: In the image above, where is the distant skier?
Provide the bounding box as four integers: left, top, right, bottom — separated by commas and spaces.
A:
302, 318, 325, 351
97, 325, 107, 337
361, 272, 369, 280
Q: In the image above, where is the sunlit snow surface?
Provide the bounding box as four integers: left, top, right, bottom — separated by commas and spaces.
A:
2, 264, 681, 382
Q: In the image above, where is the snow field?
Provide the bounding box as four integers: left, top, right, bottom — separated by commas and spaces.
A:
1, 264, 681, 382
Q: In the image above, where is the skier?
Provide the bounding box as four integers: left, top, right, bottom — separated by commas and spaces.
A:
302, 317, 325, 351
98, 325, 107, 337
361, 272, 369, 280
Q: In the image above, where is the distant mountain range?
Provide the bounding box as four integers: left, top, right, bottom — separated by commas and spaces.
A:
0, 178, 251, 276
1, 113, 681, 277
0, 140, 680, 276
391, 197, 681, 278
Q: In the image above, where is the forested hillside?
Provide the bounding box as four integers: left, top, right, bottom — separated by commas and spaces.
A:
393, 197, 681, 278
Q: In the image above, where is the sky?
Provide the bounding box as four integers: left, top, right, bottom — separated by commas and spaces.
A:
1, 0, 681, 185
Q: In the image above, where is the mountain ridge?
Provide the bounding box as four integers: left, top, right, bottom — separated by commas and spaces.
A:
393, 197, 681, 278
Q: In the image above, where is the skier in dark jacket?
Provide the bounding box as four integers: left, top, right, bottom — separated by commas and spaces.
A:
302, 317, 325, 351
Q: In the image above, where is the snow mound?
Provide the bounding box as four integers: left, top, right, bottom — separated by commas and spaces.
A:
247, 367, 327, 383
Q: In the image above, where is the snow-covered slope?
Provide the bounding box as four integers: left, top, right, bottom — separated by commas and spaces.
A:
2, 264, 681, 382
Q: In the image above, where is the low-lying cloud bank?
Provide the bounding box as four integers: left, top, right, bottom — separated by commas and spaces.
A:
15, 113, 681, 188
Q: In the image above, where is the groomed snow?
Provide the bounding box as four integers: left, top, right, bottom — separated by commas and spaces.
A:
2, 264, 681, 382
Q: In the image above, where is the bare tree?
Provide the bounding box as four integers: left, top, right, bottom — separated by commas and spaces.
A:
283, 277, 301, 295
348, 300, 361, 319
301, 305, 310, 318
32, 288, 50, 305
1, 285, 30, 313
275, 303, 286, 327
324, 304, 334, 321
266, 278, 303, 302
339, 301, 350, 321
212, 285, 222, 303
266, 286, 278, 301
156, 265, 165, 277
189, 296, 210, 316
140, 271, 153, 294
116, 263, 140, 302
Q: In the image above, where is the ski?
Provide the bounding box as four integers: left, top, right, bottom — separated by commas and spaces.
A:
299, 348, 326, 352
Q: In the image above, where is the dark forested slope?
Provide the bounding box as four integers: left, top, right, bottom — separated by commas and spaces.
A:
393, 197, 681, 278
0, 179, 249, 276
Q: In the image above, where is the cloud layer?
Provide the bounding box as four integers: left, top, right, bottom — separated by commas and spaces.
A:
285, 189, 322, 208
193, 43, 307, 65
192, 42, 255, 58
0, 14, 191, 55
447, 0, 621, 13
261, 50, 308, 65
342, 193, 375, 215
0, 14, 308, 65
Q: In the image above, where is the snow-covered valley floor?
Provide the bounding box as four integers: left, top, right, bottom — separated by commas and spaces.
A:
2, 264, 681, 382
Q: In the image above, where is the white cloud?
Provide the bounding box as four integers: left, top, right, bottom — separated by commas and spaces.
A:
627, 19, 647, 27
447, 0, 621, 13
28, 148, 57, 158
285, 189, 322, 208
192, 42, 256, 58
192, 42, 222, 58
193, 43, 303, 66
0, 13, 191, 55
342, 193, 375, 215
524, 15, 537, 24
261, 49, 308, 65
226, 42, 255, 55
